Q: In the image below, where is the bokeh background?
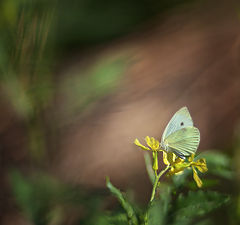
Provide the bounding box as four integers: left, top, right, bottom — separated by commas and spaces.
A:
0, 0, 240, 224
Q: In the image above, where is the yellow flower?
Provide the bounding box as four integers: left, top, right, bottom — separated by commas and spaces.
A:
134, 137, 208, 187
134, 136, 161, 171
134, 136, 160, 152
163, 151, 182, 165
167, 153, 208, 188
166, 152, 190, 176
189, 155, 208, 188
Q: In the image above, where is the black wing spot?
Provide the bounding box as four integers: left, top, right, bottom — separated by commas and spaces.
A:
180, 122, 184, 126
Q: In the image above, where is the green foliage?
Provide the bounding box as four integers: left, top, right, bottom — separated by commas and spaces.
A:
9, 170, 108, 225
10, 170, 65, 225
106, 151, 233, 225
171, 168, 192, 188
196, 152, 234, 180
144, 153, 155, 184
55, 0, 194, 47
172, 191, 230, 225
106, 213, 129, 225
59, 57, 126, 125
148, 184, 172, 225
106, 177, 138, 225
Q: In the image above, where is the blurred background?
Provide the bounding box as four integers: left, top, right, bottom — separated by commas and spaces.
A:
0, 0, 240, 224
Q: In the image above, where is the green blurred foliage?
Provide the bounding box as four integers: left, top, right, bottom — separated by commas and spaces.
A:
9, 170, 108, 225
106, 177, 138, 225
0, 0, 195, 55
55, 0, 195, 48
9, 150, 235, 225
59, 56, 127, 125
172, 191, 229, 225
0, 0, 55, 162
0, 0, 195, 123
144, 153, 155, 185
195, 152, 234, 180
0, 0, 128, 162
147, 184, 172, 225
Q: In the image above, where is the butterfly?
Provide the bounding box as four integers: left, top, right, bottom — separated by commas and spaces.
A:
160, 107, 200, 158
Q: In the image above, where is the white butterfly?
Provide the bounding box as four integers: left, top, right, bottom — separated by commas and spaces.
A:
160, 107, 200, 158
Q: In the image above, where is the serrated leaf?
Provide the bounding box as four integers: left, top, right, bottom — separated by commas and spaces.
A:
172, 190, 230, 225
106, 177, 138, 225
147, 184, 172, 225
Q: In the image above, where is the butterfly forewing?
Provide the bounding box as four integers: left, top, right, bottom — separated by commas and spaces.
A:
161, 107, 193, 146
164, 127, 200, 157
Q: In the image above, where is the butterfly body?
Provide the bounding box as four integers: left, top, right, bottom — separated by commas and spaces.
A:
161, 107, 200, 158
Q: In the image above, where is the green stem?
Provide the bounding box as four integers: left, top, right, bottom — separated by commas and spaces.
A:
143, 165, 170, 224
150, 165, 170, 203
143, 210, 148, 225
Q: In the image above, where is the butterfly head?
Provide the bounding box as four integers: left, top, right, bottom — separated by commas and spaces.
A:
160, 140, 169, 152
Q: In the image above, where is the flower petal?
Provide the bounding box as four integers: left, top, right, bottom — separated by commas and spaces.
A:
193, 158, 208, 173
153, 138, 160, 149
167, 166, 185, 176
175, 170, 184, 175
145, 136, 160, 151
175, 156, 184, 164
134, 139, 150, 151
163, 151, 169, 165
192, 166, 203, 188
167, 152, 177, 165
167, 161, 188, 176
188, 154, 195, 162
145, 136, 151, 148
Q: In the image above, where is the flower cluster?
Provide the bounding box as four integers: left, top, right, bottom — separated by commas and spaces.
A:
134, 136, 208, 188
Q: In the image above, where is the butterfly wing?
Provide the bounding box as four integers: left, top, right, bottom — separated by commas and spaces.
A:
164, 127, 200, 157
161, 107, 193, 146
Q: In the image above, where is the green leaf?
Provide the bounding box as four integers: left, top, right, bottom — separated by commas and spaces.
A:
9, 170, 61, 225
147, 184, 172, 225
107, 213, 129, 225
106, 177, 138, 225
194, 218, 214, 225
172, 190, 230, 225
196, 152, 234, 179
172, 169, 192, 188
187, 179, 219, 189
9, 170, 107, 225
144, 153, 155, 184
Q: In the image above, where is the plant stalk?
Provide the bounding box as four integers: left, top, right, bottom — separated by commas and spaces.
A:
150, 165, 170, 203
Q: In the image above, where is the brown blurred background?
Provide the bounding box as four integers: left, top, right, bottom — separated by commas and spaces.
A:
0, 0, 240, 224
